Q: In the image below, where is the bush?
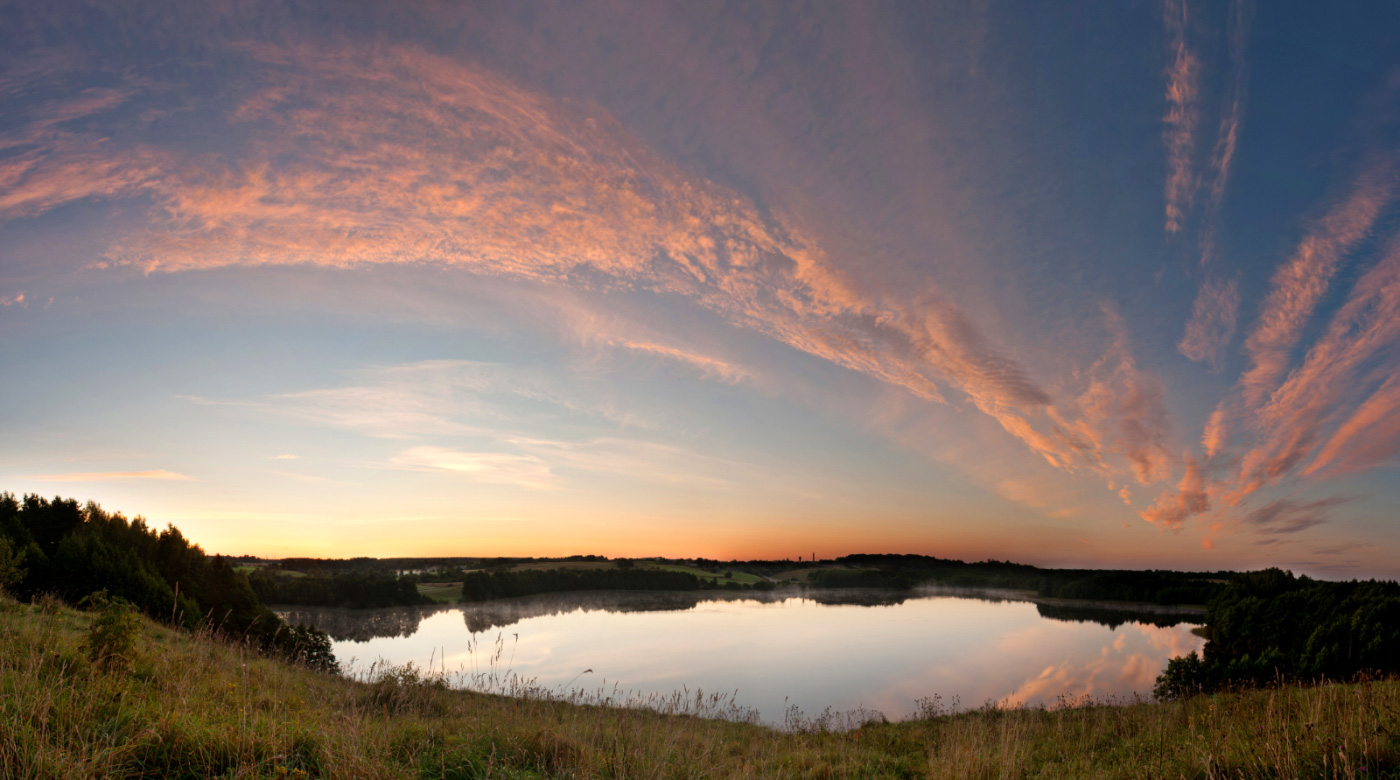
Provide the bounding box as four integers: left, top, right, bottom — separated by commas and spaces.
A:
0, 536, 25, 594
279, 623, 340, 673
85, 593, 143, 673
1153, 651, 1209, 700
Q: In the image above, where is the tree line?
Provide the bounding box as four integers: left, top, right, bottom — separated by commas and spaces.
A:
458, 567, 772, 602
819, 554, 1224, 604
0, 492, 336, 671
248, 568, 431, 608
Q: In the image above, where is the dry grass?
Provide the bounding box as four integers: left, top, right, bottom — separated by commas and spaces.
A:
2, 592, 1398, 779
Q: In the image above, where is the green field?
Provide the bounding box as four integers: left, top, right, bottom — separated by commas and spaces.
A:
642, 562, 768, 585
5, 594, 1400, 779
415, 582, 460, 603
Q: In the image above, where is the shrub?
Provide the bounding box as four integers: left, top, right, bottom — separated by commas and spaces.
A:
280, 623, 340, 673
0, 536, 25, 594
1153, 651, 1209, 700
85, 593, 143, 673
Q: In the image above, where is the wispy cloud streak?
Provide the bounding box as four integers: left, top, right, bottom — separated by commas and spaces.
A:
31, 469, 191, 481
1177, 0, 1250, 368
390, 446, 556, 490
1162, 0, 1200, 236
1238, 161, 1395, 408
1177, 276, 1239, 370
1232, 234, 1400, 497
1243, 497, 1349, 537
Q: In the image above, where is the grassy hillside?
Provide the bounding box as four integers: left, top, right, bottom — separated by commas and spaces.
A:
415, 582, 462, 604
4, 593, 1399, 779
642, 562, 768, 586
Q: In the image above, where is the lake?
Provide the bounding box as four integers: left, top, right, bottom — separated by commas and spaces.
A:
278, 588, 1204, 726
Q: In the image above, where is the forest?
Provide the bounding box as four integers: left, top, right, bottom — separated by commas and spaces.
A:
819, 553, 1227, 605
0, 492, 334, 670
1155, 567, 1400, 697
247, 568, 431, 609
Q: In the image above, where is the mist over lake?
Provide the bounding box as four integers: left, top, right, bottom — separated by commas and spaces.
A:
280, 589, 1204, 725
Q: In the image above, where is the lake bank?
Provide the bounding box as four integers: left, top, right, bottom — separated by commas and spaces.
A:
6, 597, 1397, 779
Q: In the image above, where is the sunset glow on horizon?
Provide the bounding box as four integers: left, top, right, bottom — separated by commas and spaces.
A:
3, 1, 1400, 575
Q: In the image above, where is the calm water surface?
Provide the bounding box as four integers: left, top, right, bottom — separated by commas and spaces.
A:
280, 589, 1203, 724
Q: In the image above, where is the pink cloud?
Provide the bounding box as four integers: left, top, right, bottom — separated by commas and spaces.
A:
1074, 310, 1174, 485
1177, 275, 1239, 370
1238, 160, 1394, 409
1306, 371, 1400, 476
1229, 236, 1400, 500
1162, 0, 1200, 235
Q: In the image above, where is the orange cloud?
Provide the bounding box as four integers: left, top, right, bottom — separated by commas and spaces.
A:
1139, 455, 1208, 530
1200, 403, 1229, 460
31, 470, 191, 481
614, 340, 752, 385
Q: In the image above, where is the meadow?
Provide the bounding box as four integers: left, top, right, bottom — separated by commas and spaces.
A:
415, 583, 463, 604
638, 562, 768, 586
4, 591, 1398, 780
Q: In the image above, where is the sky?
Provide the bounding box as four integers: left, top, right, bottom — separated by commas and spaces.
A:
2, 1, 1399, 576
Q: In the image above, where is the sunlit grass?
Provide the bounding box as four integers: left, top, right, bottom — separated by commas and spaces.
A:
3, 591, 1398, 779
414, 583, 461, 604
642, 563, 768, 585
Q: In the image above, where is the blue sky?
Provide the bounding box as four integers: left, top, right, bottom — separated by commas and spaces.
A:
2, 0, 1399, 576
